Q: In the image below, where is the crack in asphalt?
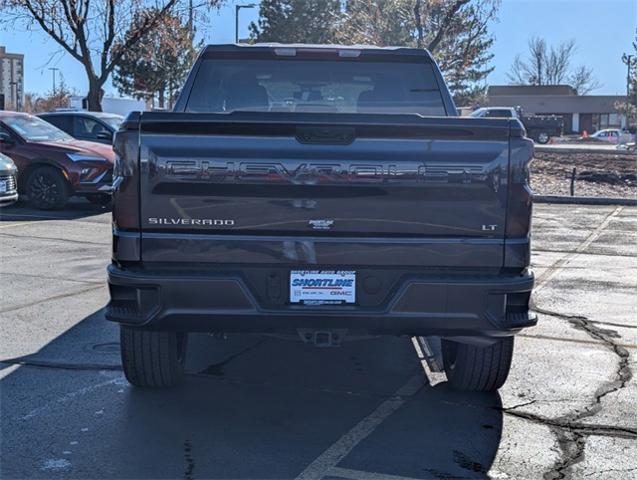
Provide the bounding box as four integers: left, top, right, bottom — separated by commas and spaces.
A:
583, 466, 637, 477
510, 306, 634, 479
502, 409, 637, 439
588, 319, 637, 330
533, 307, 633, 408
0, 358, 122, 371
197, 339, 265, 376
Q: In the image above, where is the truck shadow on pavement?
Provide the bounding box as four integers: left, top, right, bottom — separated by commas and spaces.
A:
1, 307, 504, 479
0, 197, 110, 223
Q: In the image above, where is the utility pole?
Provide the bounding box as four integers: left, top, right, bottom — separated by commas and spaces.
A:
235, 4, 256, 43
621, 53, 635, 130
48, 67, 60, 94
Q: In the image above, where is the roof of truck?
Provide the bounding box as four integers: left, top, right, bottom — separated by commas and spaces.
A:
203, 43, 434, 59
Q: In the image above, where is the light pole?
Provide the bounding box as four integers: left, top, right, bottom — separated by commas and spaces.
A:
49, 67, 60, 94
235, 3, 256, 44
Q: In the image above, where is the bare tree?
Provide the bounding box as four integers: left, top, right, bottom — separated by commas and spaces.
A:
507, 36, 601, 94
424, 0, 470, 52
333, 0, 415, 47
336, 0, 475, 53
2, 0, 213, 111
568, 65, 602, 95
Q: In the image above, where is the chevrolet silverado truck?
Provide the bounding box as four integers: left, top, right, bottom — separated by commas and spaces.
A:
107, 44, 536, 391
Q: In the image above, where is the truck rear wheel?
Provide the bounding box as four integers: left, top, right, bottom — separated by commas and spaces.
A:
536, 132, 550, 144
120, 326, 188, 388
441, 337, 514, 391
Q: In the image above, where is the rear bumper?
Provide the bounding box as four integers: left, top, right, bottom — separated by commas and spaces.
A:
106, 264, 536, 337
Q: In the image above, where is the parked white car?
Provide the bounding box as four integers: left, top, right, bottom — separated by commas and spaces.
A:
588, 129, 631, 144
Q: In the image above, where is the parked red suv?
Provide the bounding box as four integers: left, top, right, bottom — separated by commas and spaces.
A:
0, 111, 115, 209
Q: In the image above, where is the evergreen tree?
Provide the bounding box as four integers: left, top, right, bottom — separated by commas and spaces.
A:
249, 0, 499, 106
249, 0, 341, 44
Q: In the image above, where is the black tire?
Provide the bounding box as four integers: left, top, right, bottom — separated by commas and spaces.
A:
536, 132, 550, 144
442, 337, 514, 392
120, 326, 188, 388
26, 166, 70, 210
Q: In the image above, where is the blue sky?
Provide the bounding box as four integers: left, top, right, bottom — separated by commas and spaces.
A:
0, 0, 635, 97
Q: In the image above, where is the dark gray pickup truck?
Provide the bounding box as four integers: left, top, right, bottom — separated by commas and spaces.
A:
107, 44, 536, 391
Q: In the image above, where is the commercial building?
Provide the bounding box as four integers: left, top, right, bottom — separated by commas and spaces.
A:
485, 85, 628, 134
0, 46, 24, 111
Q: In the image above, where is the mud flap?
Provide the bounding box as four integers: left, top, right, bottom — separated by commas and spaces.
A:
415, 336, 444, 372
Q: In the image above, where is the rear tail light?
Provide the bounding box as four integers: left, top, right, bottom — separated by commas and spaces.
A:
112, 118, 140, 231
505, 138, 534, 237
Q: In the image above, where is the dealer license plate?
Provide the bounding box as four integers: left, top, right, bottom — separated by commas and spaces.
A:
0, 180, 6, 193
290, 270, 356, 304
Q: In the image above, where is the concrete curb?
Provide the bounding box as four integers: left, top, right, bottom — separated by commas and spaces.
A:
535, 145, 637, 155
534, 195, 637, 206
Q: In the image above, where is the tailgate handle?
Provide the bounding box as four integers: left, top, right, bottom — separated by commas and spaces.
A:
296, 126, 355, 145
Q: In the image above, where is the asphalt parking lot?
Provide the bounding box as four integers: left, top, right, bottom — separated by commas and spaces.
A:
1, 200, 636, 479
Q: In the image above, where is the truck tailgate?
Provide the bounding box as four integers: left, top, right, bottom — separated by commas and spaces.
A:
137, 112, 519, 268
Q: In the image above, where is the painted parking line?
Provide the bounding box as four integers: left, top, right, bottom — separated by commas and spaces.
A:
295, 375, 424, 480
17, 376, 124, 421
534, 206, 624, 292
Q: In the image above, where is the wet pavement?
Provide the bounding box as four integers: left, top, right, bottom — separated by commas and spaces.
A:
1, 200, 636, 479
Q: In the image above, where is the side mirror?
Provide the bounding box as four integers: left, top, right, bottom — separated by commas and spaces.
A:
0, 132, 15, 145
96, 131, 113, 141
